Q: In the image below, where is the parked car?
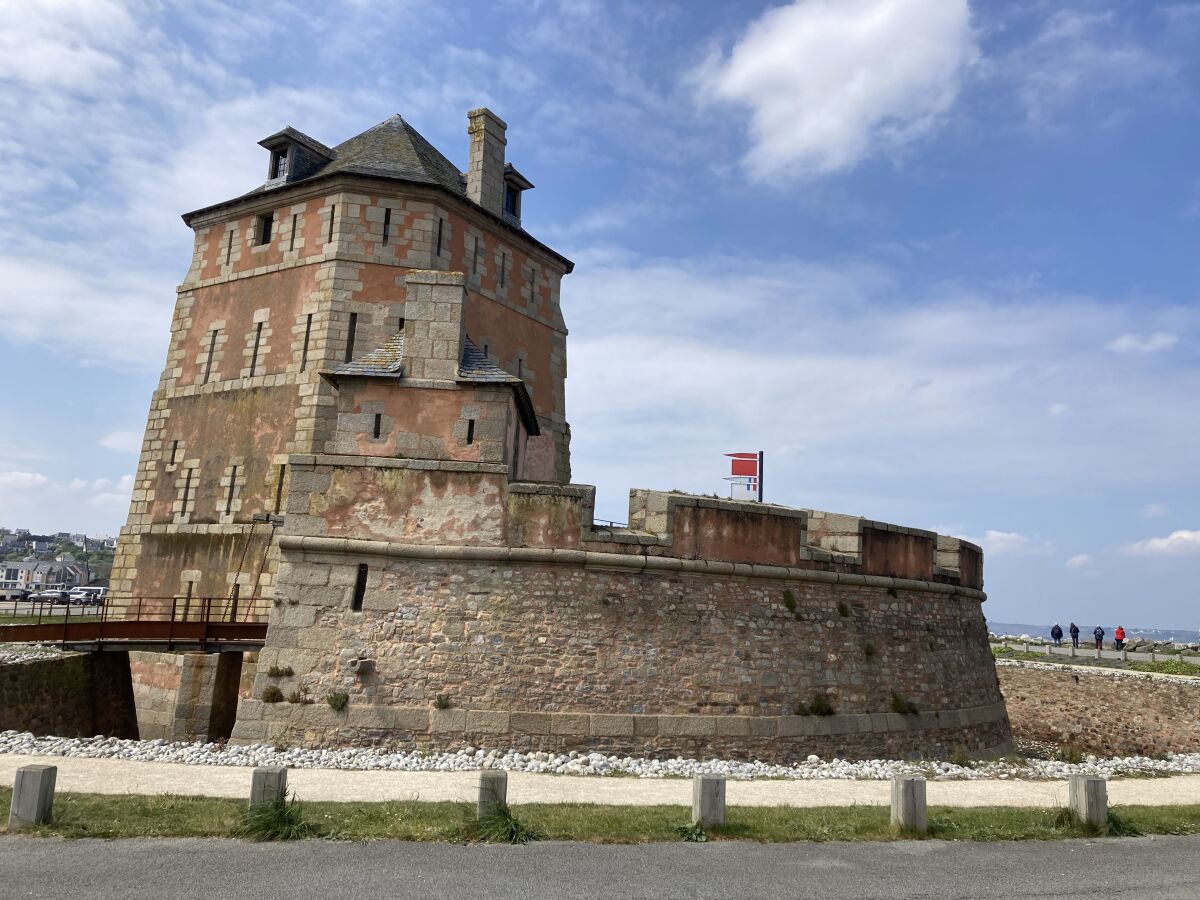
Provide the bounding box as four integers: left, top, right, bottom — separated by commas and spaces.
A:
31, 590, 71, 605
69, 587, 106, 606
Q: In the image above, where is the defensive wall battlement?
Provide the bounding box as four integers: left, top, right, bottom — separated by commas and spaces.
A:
278, 454, 984, 591
230, 458, 1010, 761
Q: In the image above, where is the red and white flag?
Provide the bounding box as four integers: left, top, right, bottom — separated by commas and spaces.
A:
724, 451, 764, 501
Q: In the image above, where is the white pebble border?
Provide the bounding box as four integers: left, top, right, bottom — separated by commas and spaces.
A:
1, 730, 1198, 782
0, 644, 64, 665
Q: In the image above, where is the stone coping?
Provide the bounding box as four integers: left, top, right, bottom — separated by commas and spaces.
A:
277, 536, 987, 601
238, 699, 1010, 740
995, 658, 1200, 685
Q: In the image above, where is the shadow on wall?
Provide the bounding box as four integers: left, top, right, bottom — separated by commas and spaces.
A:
0, 653, 139, 739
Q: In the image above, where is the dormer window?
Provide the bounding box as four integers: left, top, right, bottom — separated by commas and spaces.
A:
502, 164, 533, 227
270, 147, 288, 180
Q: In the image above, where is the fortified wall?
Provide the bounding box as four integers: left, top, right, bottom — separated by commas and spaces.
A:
106, 106, 1011, 762
231, 473, 1011, 761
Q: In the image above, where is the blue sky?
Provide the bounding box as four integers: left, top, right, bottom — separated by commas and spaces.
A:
0, 0, 1197, 629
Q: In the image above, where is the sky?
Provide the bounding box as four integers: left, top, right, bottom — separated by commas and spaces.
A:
0, 0, 1197, 629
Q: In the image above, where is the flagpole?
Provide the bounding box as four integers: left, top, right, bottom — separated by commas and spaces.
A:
757, 450, 764, 503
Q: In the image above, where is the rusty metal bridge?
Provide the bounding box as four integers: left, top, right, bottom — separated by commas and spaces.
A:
0, 597, 269, 652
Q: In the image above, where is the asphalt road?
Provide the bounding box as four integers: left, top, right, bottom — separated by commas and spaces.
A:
2, 835, 1199, 899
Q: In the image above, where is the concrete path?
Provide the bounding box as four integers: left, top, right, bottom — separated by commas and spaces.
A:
4, 835, 1200, 900
3, 754, 1200, 807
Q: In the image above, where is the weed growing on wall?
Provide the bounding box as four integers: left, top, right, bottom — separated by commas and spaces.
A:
434, 694, 453, 710
782, 590, 797, 616
266, 665, 294, 678
260, 685, 284, 703
326, 691, 349, 712
891, 693, 919, 715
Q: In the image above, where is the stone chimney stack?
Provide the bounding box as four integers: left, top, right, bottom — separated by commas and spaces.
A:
402, 270, 466, 382
466, 108, 507, 216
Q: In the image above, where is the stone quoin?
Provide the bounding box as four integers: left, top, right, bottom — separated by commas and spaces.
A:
109, 109, 1012, 761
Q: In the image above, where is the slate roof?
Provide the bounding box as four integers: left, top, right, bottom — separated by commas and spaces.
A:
328, 332, 406, 378
318, 115, 466, 196
181, 113, 573, 271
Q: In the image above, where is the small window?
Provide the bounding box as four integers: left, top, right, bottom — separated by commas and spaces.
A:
256, 213, 273, 245
169, 440, 179, 466
466, 419, 475, 445
224, 230, 233, 265
327, 207, 336, 244
435, 218, 445, 257
180, 468, 194, 517
372, 413, 382, 439
351, 563, 368, 611
273, 464, 286, 514
397, 317, 405, 333
345, 312, 357, 362
300, 313, 313, 372
499, 252, 508, 288
504, 184, 520, 218
203, 328, 219, 384
225, 465, 238, 516
288, 213, 298, 251
249, 321, 263, 376
270, 147, 288, 179
382, 207, 391, 245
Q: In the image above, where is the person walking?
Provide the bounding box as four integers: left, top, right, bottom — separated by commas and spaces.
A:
1114, 625, 1126, 650
1093, 624, 1105, 650
1050, 623, 1063, 647
1069, 622, 1080, 648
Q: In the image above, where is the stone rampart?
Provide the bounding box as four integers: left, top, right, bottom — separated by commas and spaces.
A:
0, 653, 138, 739
230, 463, 1009, 761
997, 659, 1200, 756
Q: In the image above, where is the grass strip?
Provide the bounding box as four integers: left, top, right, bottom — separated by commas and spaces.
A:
4, 787, 1200, 843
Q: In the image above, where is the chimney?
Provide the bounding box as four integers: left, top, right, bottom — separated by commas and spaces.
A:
466, 108, 507, 216
402, 270, 466, 382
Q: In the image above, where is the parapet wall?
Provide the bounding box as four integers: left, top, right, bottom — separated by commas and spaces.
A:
230, 456, 1006, 760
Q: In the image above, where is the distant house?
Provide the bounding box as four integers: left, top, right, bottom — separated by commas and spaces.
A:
0, 556, 89, 591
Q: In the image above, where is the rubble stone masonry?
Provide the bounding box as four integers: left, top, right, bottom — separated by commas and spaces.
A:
231, 476, 1012, 761
998, 660, 1200, 756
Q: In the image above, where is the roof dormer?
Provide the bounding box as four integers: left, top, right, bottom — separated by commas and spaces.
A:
502, 163, 534, 227
257, 127, 335, 188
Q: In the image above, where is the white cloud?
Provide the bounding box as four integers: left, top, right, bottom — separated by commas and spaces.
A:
1065, 553, 1093, 570
563, 254, 1200, 521
973, 530, 1054, 558
99, 431, 143, 454
1142, 503, 1169, 519
0, 469, 132, 532
692, 0, 976, 179
1107, 332, 1178, 354
1003, 10, 1175, 127
1125, 530, 1200, 557
0, 471, 49, 489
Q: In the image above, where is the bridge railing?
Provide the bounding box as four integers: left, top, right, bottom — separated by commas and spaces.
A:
0, 595, 273, 650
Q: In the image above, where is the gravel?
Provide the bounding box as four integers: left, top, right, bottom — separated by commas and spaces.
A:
1, 730, 1198, 782
0, 643, 64, 665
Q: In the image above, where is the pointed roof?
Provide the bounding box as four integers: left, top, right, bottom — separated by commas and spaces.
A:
317, 115, 466, 196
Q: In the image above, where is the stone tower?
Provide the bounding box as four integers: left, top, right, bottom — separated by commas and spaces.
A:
109, 110, 573, 608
